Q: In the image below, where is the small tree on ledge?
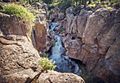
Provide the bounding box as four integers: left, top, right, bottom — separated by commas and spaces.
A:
29, 57, 56, 83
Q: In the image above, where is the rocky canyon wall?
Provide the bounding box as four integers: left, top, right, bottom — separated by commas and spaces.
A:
31, 3, 47, 53
0, 12, 85, 83
0, 13, 41, 82
62, 8, 120, 83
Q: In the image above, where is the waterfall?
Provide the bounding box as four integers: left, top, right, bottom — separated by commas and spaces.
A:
48, 22, 81, 75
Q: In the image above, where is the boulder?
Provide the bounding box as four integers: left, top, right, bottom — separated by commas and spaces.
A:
38, 71, 85, 83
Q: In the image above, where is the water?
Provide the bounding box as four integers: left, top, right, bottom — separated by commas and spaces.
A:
49, 22, 81, 75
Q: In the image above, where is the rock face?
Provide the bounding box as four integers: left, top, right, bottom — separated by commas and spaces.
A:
0, 13, 40, 82
31, 3, 47, 52
63, 8, 120, 83
0, 13, 84, 83
0, 13, 31, 36
81, 8, 120, 83
32, 23, 47, 52
63, 34, 82, 59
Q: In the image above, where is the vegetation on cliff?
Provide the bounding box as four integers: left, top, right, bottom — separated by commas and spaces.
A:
17, 0, 120, 8
39, 57, 56, 71
1, 3, 35, 23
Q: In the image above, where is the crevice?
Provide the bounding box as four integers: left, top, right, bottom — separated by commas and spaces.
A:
26, 70, 45, 83
104, 38, 117, 59
89, 56, 102, 72
47, 78, 53, 83
16, 62, 27, 69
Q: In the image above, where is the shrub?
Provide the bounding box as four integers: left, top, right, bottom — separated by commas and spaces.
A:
39, 57, 56, 71
2, 3, 35, 23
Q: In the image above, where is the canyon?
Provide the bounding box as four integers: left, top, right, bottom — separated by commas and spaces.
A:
44, 6, 120, 83
0, 4, 84, 83
0, 1, 120, 83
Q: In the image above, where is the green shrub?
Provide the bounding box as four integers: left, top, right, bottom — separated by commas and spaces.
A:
39, 58, 56, 71
2, 3, 35, 23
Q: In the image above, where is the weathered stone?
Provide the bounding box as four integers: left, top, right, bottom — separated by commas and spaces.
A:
32, 23, 47, 52
77, 10, 90, 37
0, 70, 85, 83
81, 9, 120, 83
63, 34, 82, 59
63, 8, 120, 83
0, 13, 40, 81
0, 13, 31, 37
65, 13, 74, 34
38, 71, 85, 83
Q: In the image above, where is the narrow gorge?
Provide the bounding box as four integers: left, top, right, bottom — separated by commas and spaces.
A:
0, 1, 120, 83
48, 21, 81, 75
44, 6, 120, 83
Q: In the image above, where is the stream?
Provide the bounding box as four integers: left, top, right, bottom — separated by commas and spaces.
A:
48, 22, 81, 75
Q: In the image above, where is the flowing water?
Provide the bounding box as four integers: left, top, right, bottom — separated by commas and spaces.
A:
49, 22, 81, 75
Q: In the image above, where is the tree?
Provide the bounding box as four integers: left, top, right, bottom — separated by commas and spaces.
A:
28, 58, 56, 83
